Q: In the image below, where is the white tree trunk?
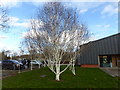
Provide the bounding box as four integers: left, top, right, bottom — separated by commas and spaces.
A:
69, 63, 72, 70
43, 60, 46, 67
55, 73, 60, 81
55, 60, 60, 81
72, 65, 76, 75
69, 60, 76, 75
71, 60, 76, 75
31, 62, 33, 70
38, 64, 40, 68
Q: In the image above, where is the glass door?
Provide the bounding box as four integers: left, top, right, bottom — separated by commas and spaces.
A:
99, 56, 111, 67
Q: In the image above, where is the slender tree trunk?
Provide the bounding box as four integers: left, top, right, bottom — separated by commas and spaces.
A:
71, 60, 76, 75
72, 64, 76, 75
70, 53, 76, 75
38, 64, 40, 68
69, 63, 72, 70
43, 60, 46, 67
55, 61, 60, 81
31, 62, 33, 70
55, 73, 60, 81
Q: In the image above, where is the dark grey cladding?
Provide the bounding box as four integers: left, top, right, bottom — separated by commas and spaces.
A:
77, 33, 120, 65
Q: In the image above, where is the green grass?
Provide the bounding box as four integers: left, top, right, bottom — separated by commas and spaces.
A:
2, 66, 119, 88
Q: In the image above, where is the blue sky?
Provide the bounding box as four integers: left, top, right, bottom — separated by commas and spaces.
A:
0, 1, 118, 53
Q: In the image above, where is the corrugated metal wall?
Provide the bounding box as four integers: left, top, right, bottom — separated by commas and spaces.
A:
77, 33, 120, 65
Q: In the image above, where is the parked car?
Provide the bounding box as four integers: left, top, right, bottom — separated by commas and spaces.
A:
30, 60, 43, 66
2, 60, 23, 70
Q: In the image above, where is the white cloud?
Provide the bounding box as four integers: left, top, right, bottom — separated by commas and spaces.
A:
96, 25, 102, 27
104, 24, 110, 28
10, 17, 19, 23
0, 0, 22, 8
79, 9, 88, 14
9, 17, 30, 28
12, 22, 30, 28
101, 4, 118, 16
9, 18, 44, 28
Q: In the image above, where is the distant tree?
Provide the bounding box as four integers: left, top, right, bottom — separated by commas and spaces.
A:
23, 2, 90, 81
3, 50, 11, 59
4, 50, 10, 57
0, 5, 9, 31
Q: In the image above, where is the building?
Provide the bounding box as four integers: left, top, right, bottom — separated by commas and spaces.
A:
77, 33, 120, 67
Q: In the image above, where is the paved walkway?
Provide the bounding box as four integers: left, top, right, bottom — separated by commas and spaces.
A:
100, 67, 120, 77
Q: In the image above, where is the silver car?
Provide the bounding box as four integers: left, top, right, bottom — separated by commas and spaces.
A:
30, 60, 43, 66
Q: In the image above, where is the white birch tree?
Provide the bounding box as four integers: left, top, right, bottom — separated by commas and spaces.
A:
23, 2, 90, 81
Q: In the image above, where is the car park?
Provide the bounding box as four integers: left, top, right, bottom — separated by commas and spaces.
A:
2, 60, 23, 70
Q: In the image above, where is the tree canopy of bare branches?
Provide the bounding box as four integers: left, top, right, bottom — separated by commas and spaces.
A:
0, 5, 9, 31
23, 2, 90, 81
